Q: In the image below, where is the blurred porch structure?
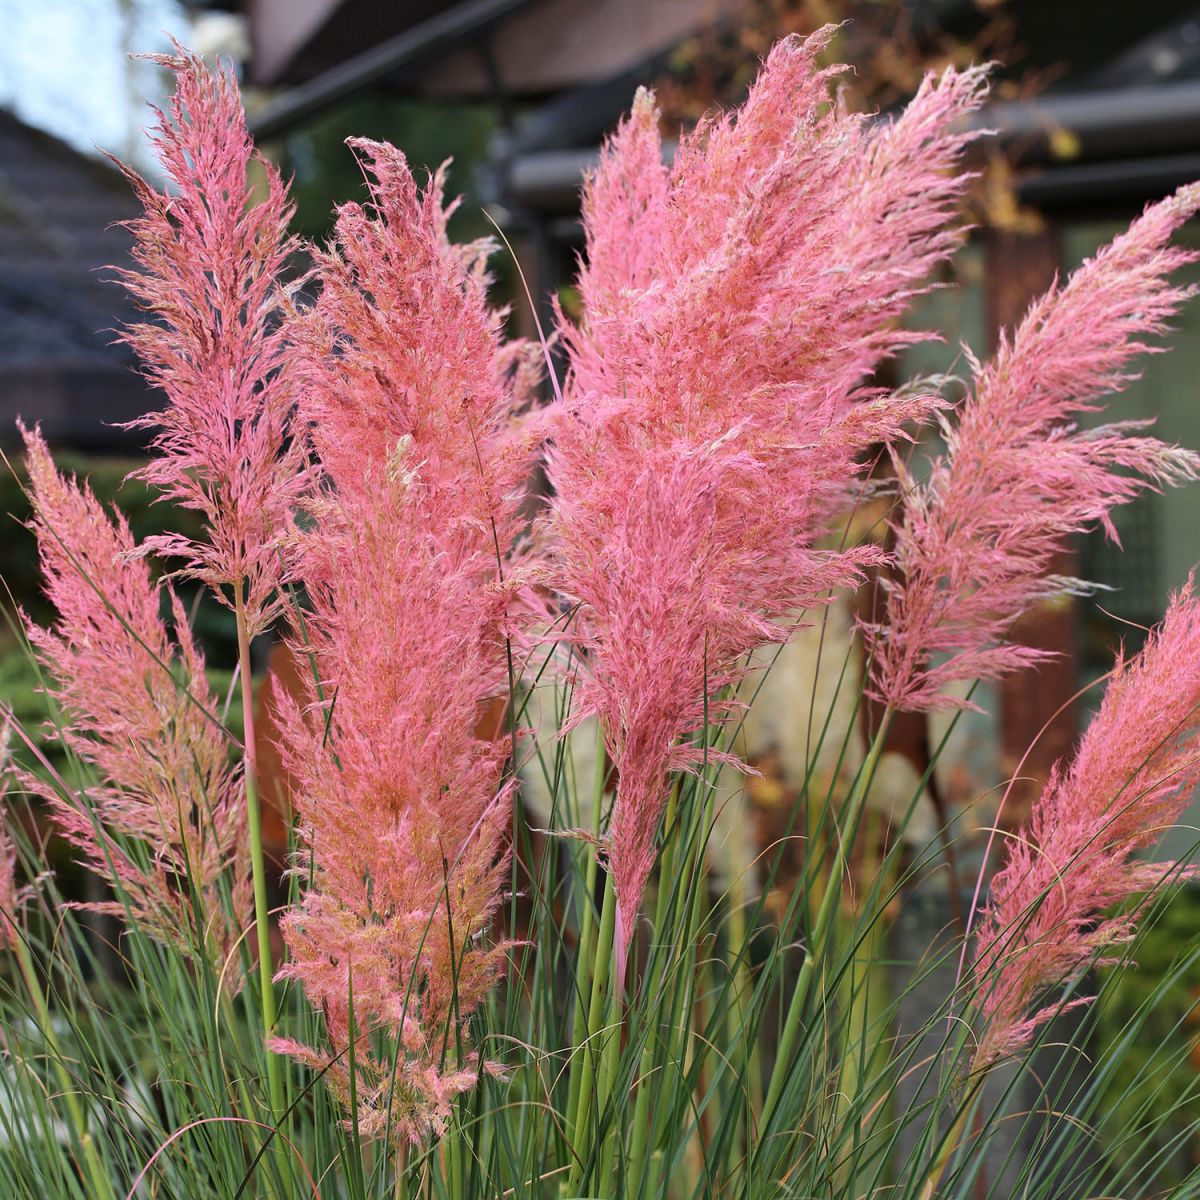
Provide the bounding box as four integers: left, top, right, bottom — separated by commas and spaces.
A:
244, 0, 1200, 837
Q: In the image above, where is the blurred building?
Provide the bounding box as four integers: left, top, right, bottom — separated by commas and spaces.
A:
0, 110, 151, 450
244, 1, 1200, 287
244, 0, 1200, 837
0, 0, 239, 452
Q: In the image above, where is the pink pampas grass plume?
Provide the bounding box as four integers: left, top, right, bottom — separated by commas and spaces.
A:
271, 487, 514, 1143
868, 183, 1200, 713
113, 49, 304, 636
19, 423, 247, 960
546, 28, 989, 962
287, 138, 543, 535
972, 579, 1200, 1067
271, 143, 538, 1144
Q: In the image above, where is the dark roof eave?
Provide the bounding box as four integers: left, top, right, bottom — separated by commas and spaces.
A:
500, 83, 1200, 216
248, 0, 540, 142
985, 80, 1200, 163
1019, 151, 1200, 210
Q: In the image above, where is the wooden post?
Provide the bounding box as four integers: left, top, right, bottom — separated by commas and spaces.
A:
986, 224, 1075, 828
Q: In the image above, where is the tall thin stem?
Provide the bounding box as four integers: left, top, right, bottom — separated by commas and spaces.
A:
235, 587, 284, 1125
918, 1104, 972, 1200
565, 871, 617, 1194
625, 781, 681, 1192
563, 723, 609, 1151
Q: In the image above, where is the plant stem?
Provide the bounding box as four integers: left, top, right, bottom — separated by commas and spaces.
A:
918, 1105, 972, 1200
235, 589, 285, 1126
563, 724, 608, 1153
834, 822, 891, 1192
625, 783, 681, 1193
637, 761, 720, 1197
725, 891, 758, 1184
625, 1043, 654, 1195
13, 932, 114, 1200
594, 954, 624, 1186
679, 780, 717, 1194
393, 1143, 408, 1200
565, 871, 617, 1194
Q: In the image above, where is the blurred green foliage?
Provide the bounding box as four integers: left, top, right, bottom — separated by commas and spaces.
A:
1, 453, 157, 626
1095, 884, 1200, 1182
272, 94, 526, 315
276, 94, 496, 244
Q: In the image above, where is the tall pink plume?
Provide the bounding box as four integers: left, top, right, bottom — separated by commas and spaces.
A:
113, 49, 305, 636
973, 579, 1200, 1066
19, 424, 247, 961
272, 142, 540, 1144
546, 28, 989, 966
287, 138, 543, 534
868, 183, 1200, 713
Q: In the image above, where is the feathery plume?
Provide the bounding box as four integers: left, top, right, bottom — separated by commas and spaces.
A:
868, 184, 1200, 712
20, 423, 246, 959
273, 143, 536, 1143
0, 827, 18, 953
972, 580, 1200, 1066
114, 49, 304, 636
0, 717, 26, 950
547, 29, 989, 958
288, 139, 542, 528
